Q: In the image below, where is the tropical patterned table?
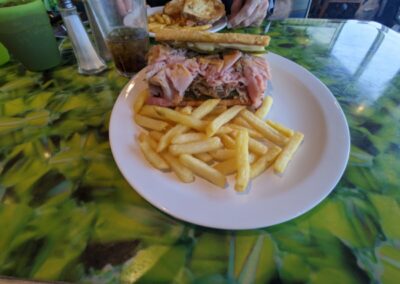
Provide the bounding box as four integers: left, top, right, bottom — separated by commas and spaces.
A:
0, 19, 399, 284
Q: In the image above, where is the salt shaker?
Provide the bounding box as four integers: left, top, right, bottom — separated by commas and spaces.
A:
58, 0, 107, 75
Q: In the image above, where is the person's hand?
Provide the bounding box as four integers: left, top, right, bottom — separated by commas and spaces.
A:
228, 0, 269, 28
116, 0, 133, 17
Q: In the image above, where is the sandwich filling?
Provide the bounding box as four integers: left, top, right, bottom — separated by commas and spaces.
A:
145, 45, 271, 108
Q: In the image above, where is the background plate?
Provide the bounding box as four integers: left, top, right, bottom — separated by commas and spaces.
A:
145, 6, 227, 37
109, 52, 350, 230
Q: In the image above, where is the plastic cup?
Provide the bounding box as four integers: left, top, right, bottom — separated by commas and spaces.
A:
0, 42, 9, 66
0, 0, 61, 71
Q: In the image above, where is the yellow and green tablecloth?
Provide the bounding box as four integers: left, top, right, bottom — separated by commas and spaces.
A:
1, 19, 400, 283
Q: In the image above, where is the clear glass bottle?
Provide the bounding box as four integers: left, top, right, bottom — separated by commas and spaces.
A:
58, 0, 107, 75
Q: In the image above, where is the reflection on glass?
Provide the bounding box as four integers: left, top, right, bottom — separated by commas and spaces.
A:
326, 21, 400, 102
358, 36, 400, 100
307, 27, 338, 46
331, 21, 378, 75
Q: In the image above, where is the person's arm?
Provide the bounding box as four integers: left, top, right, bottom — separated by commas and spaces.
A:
115, 0, 133, 16
228, 0, 275, 28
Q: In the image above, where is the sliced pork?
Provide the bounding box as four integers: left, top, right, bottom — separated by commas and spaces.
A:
145, 45, 271, 108
242, 55, 271, 108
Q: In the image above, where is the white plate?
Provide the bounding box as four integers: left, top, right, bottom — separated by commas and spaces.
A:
109, 52, 350, 230
143, 6, 227, 37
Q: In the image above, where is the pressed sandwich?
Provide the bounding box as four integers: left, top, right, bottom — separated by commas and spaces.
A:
145, 31, 271, 108
164, 0, 225, 25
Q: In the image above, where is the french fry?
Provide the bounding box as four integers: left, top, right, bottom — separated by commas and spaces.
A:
133, 88, 149, 113
138, 132, 158, 150
208, 105, 227, 116
157, 125, 186, 152
194, 153, 214, 163
214, 154, 256, 175
210, 149, 236, 161
156, 99, 220, 152
248, 137, 268, 155
229, 124, 263, 139
206, 105, 245, 137
255, 96, 273, 119
180, 24, 212, 31
216, 125, 233, 135
162, 14, 172, 25
169, 137, 223, 155
179, 106, 193, 115
140, 105, 164, 119
241, 110, 289, 146
134, 114, 169, 131
148, 23, 165, 32
179, 154, 226, 188
155, 107, 206, 131
148, 22, 165, 29
171, 132, 207, 144
233, 117, 251, 128
148, 131, 163, 142
235, 129, 250, 192
169, 23, 180, 28
191, 99, 221, 118
137, 137, 169, 171
204, 114, 219, 121
220, 134, 236, 149
274, 132, 304, 174
148, 16, 155, 23
162, 152, 194, 183
154, 13, 164, 24
250, 145, 282, 179
231, 131, 268, 155
266, 120, 294, 137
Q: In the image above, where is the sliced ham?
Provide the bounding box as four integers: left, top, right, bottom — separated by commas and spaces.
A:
146, 61, 166, 79
166, 63, 194, 105
242, 56, 270, 108
145, 45, 271, 108
183, 58, 200, 74
147, 45, 187, 66
147, 45, 170, 65
222, 50, 242, 73
149, 69, 174, 101
146, 96, 173, 107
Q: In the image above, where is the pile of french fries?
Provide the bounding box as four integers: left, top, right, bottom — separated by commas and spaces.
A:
148, 13, 212, 33
134, 89, 304, 191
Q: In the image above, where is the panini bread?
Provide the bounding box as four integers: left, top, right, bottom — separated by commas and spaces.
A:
155, 30, 270, 53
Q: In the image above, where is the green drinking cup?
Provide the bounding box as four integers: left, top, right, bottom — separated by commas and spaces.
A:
0, 42, 10, 65
0, 0, 61, 71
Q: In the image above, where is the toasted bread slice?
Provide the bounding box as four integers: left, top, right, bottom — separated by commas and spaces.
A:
182, 0, 225, 25
164, 0, 185, 16
155, 30, 270, 46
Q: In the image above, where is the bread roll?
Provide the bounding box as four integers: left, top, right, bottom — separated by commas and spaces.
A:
155, 30, 270, 46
